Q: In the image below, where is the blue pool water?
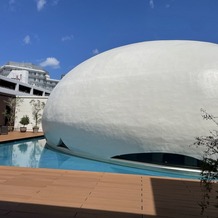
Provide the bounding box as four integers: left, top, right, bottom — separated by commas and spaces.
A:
0, 137, 201, 180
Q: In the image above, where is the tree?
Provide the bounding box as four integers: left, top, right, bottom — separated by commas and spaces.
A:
194, 108, 218, 214
19, 115, 30, 127
29, 99, 45, 129
2, 97, 23, 130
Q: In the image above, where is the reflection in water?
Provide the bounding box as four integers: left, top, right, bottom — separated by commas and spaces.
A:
0, 138, 45, 168
12, 139, 44, 167
18, 143, 28, 153
0, 137, 200, 179
0, 142, 13, 166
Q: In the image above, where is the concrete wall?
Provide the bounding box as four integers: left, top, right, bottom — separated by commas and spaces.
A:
14, 96, 48, 132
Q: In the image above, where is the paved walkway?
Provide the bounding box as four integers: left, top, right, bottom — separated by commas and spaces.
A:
0, 132, 217, 217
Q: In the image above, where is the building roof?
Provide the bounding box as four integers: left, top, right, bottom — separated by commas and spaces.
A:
0, 75, 51, 96
1, 61, 48, 74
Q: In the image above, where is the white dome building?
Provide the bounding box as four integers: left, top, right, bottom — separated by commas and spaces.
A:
42, 40, 218, 171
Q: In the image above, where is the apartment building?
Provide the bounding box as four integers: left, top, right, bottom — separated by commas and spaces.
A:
0, 61, 59, 91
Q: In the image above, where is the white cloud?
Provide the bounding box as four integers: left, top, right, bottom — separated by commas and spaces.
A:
92, 48, 99, 55
9, 0, 15, 4
23, 35, 31, 45
149, 0, 154, 9
52, 0, 59, 6
36, 0, 46, 11
9, 0, 16, 11
61, 35, 74, 42
40, 57, 60, 69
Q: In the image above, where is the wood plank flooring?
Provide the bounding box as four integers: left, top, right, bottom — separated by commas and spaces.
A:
0, 131, 43, 143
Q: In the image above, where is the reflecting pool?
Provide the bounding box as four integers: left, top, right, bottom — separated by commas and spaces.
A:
0, 137, 201, 180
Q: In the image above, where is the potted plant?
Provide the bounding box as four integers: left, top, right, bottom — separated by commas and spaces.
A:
19, 115, 30, 132
30, 100, 45, 133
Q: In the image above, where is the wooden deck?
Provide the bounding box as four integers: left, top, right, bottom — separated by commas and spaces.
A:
0, 131, 44, 143
0, 132, 217, 217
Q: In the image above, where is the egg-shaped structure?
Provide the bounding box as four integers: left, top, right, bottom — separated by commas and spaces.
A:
42, 40, 218, 171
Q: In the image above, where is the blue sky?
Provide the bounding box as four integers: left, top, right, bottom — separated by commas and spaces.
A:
1, 0, 218, 79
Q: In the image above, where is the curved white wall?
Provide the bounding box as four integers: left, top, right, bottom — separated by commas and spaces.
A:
42, 40, 218, 164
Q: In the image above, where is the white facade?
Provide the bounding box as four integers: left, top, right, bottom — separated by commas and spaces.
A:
42, 40, 218, 170
7, 70, 29, 84
15, 96, 48, 132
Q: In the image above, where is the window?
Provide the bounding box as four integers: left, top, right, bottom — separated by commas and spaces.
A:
112, 152, 202, 169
